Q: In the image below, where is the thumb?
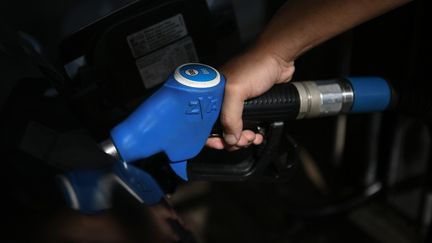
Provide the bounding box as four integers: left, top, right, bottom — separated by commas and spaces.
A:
220, 86, 244, 145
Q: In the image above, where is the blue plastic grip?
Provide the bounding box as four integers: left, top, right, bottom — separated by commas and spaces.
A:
58, 162, 165, 213
112, 162, 165, 204
58, 169, 112, 213
347, 77, 391, 113
110, 64, 225, 180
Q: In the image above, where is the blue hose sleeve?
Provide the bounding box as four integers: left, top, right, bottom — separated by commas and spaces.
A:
347, 77, 391, 113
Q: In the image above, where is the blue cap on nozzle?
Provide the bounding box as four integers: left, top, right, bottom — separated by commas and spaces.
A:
347, 77, 391, 113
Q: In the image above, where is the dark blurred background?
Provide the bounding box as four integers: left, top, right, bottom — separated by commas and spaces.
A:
0, 0, 429, 242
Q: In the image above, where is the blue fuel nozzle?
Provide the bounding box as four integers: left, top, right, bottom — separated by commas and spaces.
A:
110, 63, 225, 180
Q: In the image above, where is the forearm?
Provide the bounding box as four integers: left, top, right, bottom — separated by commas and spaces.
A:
254, 0, 413, 63
211, 0, 413, 150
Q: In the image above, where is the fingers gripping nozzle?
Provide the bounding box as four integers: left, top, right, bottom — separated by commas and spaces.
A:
57, 64, 394, 213
109, 63, 392, 181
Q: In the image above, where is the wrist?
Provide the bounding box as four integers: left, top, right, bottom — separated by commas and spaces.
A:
270, 53, 295, 83
248, 39, 296, 84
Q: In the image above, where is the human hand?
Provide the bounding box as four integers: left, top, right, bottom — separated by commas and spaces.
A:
206, 48, 295, 150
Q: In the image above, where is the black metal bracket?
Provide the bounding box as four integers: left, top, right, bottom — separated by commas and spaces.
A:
188, 122, 299, 182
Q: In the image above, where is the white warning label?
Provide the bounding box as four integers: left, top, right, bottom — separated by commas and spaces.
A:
127, 14, 188, 58
136, 37, 199, 88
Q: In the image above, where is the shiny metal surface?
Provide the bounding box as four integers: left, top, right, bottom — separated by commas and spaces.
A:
100, 139, 120, 161
340, 78, 354, 113
293, 79, 354, 119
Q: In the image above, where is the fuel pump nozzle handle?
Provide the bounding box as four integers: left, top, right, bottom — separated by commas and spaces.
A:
59, 63, 393, 212
108, 63, 392, 180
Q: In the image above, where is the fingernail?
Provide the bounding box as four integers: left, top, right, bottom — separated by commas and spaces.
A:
223, 133, 238, 145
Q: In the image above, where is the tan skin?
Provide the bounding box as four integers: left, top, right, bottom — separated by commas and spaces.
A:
206, 0, 413, 151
